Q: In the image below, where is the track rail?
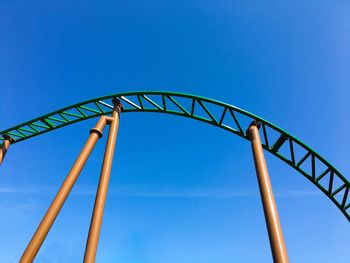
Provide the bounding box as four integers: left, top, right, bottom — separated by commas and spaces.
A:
1, 91, 349, 221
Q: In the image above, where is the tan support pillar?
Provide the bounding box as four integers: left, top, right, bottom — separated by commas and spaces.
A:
247, 121, 289, 263
20, 115, 113, 263
0, 135, 14, 165
84, 99, 123, 263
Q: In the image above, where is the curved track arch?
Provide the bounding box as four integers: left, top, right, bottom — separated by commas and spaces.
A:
1, 91, 349, 221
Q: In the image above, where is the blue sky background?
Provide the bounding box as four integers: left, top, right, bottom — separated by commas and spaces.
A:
0, 1, 349, 262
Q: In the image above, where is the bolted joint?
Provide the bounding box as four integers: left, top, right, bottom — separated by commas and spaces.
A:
90, 128, 103, 138
112, 98, 124, 113
2, 134, 15, 144
246, 120, 261, 139
89, 116, 114, 138
249, 120, 261, 129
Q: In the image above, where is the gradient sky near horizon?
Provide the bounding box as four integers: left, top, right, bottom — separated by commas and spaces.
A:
0, 1, 350, 262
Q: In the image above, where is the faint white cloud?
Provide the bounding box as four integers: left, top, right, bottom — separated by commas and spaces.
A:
0, 186, 53, 195
108, 189, 257, 198
0, 185, 323, 199
71, 187, 323, 199
275, 190, 322, 198
68, 186, 258, 199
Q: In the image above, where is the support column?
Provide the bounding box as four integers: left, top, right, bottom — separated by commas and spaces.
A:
247, 121, 289, 263
20, 115, 113, 263
84, 99, 123, 263
0, 135, 14, 165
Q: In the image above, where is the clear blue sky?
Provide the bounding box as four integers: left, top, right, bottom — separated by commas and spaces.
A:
0, 1, 349, 262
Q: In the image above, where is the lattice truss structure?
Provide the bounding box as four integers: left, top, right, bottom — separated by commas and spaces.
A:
0, 91, 349, 221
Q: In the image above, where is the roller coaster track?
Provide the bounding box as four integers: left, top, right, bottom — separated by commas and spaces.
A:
1, 91, 349, 221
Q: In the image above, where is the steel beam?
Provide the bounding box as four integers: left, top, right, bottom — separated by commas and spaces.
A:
19, 115, 113, 263
0, 135, 14, 165
83, 99, 123, 263
248, 121, 289, 263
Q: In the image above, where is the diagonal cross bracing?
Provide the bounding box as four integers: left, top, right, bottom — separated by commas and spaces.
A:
0, 91, 349, 221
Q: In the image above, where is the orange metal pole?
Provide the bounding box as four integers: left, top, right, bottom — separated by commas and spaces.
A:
20, 115, 113, 263
84, 99, 123, 263
248, 121, 289, 263
0, 135, 14, 165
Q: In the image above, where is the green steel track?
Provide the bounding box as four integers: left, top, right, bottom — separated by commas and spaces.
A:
1, 91, 349, 221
